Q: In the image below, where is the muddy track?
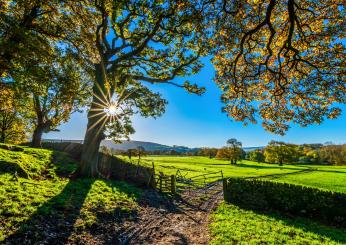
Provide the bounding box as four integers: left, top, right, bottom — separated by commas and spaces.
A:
118, 182, 223, 245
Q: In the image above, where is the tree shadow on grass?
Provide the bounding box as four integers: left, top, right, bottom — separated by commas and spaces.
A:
4, 177, 145, 245
266, 210, 346, 243
4, 178, 95, 245
0, 160, 28, 178
229, 202, 346, 243
310, 169, 346, 174
235, 163, 305, 171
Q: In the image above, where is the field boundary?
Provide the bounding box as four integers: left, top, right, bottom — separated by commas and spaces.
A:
246, 167, 316, 180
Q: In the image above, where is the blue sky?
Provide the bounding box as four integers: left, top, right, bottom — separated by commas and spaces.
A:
46, 57, 346, 148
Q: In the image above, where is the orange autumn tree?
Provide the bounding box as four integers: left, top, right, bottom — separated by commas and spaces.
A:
213, 0, 345, 135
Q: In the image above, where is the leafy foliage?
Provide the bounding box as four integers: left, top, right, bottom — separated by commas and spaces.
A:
264, 140, 299, 165
263, 142, 346, 165
248, 150, 265, 163
0, 0, 98, 77
213, 0, 346, 135
12, 49, 92, 147
216, 138, 243, 164
197, 148, 219, 158
0, 83, 31, 143
318, 145, 346, 166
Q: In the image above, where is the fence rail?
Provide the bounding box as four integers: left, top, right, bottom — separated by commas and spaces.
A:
40, 141, 221, 194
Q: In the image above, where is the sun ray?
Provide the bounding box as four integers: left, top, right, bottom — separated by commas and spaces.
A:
90, 99, 109, 109
94, 115, 108, 139
88, 110, 106, 119
89, 108, 105, 113
91, 91, 108, 107
87, 114, 108, 132
115, 79, 129, 105
94, 80, 112, 104
116, 90, 133, 107
89, 105, 107, 112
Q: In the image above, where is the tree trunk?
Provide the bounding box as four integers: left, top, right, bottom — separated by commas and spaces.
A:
78, 63, 110, 177
31, 125, 44, 148
0, 131, 5, 143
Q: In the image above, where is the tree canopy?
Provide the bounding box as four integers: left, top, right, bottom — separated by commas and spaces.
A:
1, 0, 345, 175
264, 141, 298, 165
0, 0, 98, 77
0, 83, 31, 143
11, 48, 92, 147
213, 0, 345, 135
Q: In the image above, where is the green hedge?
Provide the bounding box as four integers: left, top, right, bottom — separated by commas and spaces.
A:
223, 178, 346, 227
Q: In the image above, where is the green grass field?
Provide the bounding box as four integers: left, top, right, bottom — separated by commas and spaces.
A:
123, 155, 346, 193
0, 144, 140, 243
2, 146, 345, 244
128, 155, 346, 243
210, 203, 346, 245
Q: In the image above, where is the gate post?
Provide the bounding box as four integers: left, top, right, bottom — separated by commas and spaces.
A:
171, 175, 176, 194
159, 172, 163, 192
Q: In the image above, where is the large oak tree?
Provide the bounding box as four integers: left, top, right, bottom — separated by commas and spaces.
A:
78, 0, 211, 176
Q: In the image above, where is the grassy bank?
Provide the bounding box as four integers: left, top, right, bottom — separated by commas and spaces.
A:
0, 144, 141, 243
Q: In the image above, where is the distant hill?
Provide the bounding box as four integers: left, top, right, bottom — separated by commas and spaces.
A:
101, 140, 201, 153
101, 140, 170, 151
43, 139, 263, 153
242, 146, 265, 152
101, 140, 263, 153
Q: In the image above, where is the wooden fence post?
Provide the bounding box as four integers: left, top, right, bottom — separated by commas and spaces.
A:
171, 175, 176, 194
159, 172, 163, 192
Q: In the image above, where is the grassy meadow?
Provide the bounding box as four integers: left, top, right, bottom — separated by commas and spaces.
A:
1, 146, 345, 244
123, 155, 346, 193
127, 155, 346, 244
210, 203, 346, 245
0, 144, 140, 243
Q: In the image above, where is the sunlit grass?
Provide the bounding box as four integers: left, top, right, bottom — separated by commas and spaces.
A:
120, 155, 346, 193
0, 145, 141, 242
210, 203, 346, 245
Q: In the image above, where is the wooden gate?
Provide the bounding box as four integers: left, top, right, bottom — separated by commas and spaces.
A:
175, 169, 224, 191
154, 172, 176, 194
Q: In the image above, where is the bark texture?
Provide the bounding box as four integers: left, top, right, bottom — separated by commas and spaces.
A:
78, 64, 109, 177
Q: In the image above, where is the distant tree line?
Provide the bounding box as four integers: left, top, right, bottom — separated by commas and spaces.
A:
99, 139, 346, 166
247, 141, 346, 166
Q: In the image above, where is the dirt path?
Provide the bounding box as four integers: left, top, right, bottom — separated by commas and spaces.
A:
118, 182, 223, 245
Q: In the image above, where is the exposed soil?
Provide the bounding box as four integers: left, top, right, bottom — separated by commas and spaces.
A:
118, 181, 223, 245
3, 181, 223, 245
